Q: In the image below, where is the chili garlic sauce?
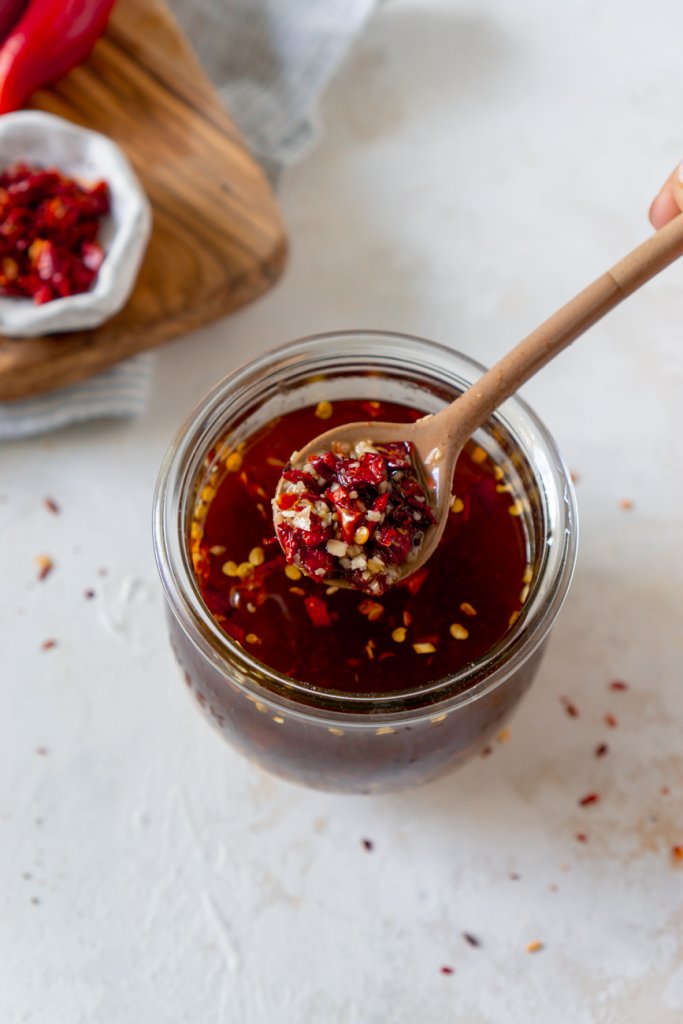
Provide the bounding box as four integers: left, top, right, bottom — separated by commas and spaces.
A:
189, 399, 531, 696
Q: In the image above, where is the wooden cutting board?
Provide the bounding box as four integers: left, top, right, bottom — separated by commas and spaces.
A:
0, 0, 287, 401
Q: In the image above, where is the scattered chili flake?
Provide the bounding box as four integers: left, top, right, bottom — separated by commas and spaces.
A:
440, 966, 454, 976
579, 793, 600, 807
661, 786, 670, 796
595, 742, 609, 758
361, 838, 374, 852
604, 713, 618, 728
36, 746, 48, 756
496, 728, 511, 744
0, 163, 110, 304
609, 680, 629, 692
576, 832, 588, 843
361, 400, 382, 418
560, 695, 579, 718
43, 497, 60, 514
40, 639, 57, 651
526, 941, 544, 954
509, 872, 521, 881
83, 589, 95, 600
304, 595, 333, 628
35, 554, 54, 580
358, 598, 384, 622
463, 932, 481, 948
400, 566, 428, 596
672, 845, 683, 863
619, 498, 634, 511
480, 745, 493, 757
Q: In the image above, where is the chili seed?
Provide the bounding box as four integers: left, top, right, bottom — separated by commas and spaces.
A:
353, 525, 370, 545
459, 602, 477, 616
449, 623, 469, 640
315, 400, 333, 420
226, 452, 243, 472
392, 627, 407, 643
285, 564, 302, 581
248, 546, 265, 566
413, 642, 436, 654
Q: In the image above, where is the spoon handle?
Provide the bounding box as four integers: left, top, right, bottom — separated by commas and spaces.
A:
437, 213, 683, 444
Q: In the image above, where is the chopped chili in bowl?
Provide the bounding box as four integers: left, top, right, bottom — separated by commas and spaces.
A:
0, 162, 109, 304
273, 439, 436, 595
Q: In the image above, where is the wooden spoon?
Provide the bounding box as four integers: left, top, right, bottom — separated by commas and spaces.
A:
276, 214, 683, 588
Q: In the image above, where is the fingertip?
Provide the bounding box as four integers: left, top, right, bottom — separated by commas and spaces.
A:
649, 184, 680, 229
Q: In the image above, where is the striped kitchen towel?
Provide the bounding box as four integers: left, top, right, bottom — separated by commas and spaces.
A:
0, 0, 377, 440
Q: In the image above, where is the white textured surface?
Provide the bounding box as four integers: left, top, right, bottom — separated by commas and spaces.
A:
0, 112, 151, 337
2, 1, 683, 1020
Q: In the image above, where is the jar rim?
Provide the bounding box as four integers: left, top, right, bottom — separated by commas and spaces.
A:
153, 329, 578, 722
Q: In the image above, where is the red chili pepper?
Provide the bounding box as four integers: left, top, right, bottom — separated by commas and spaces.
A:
0, 0, 27, 44
0, 0, 117, 114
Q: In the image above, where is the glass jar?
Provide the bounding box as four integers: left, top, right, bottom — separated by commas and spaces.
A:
153, 330, 577, 793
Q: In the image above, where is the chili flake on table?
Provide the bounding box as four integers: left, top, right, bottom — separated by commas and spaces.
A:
0, 163, 109, 304
189, 399, 531, 695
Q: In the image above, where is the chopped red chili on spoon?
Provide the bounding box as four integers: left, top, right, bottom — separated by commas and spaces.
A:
273, 439, 435, 595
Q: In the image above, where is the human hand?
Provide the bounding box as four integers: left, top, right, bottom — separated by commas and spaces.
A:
649, 163, 683, 228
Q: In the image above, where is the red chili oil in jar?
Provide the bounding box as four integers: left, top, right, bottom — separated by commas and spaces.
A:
189, 398, 530, 697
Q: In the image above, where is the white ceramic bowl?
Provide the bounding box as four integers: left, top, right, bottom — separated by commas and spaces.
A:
0, 111, 152, 337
